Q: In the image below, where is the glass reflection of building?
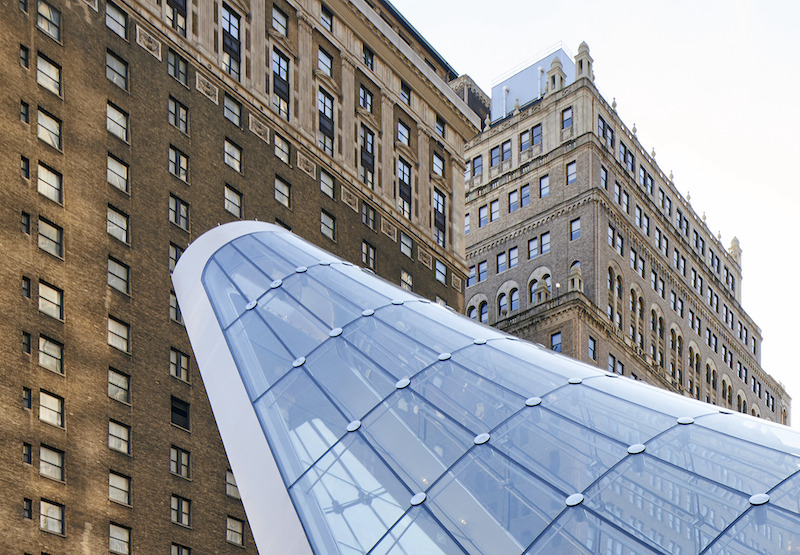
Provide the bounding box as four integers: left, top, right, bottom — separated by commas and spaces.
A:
174, 221, 800, 554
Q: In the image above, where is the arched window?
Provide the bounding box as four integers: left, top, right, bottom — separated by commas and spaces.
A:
616, 276, 622, 299
498, 294, 507, 316
670, 330, 676, 351
629, 290, 636, 312
529, 280, 538, 303
651, 310, 657, 331
658, 318, 664, 339
677, 336, 683, 357
467, 306, 476, 320
706, 364, 711, 384
712, 370, 717, 390
509, 289, 519, 311
479, 302, 488, 323
544, 274, 551, 292
607, 268, 614, 290
727, 385, 732, 405
721, 381, 727, 402
638, 297, 644, 319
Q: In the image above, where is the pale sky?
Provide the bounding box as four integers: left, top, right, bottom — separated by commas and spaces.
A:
391, 0, 800, 420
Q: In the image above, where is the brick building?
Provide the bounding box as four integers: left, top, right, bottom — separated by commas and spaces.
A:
463, 43, 790, 424
0, 0, 478, 551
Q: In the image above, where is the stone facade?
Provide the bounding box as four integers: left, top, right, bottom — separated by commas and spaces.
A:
464, 43, 790, 425
0, 0, 478, 552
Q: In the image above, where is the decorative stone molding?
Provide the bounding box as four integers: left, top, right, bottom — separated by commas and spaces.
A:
83, 0, 98, 11
341, 187, 359, 213
381, 219, 398, 242
136, 25, 162, 61
196, 73, 219, 104
451, 274, 462, 292
248, 114, 270, 144
296, 151, 316, 179
417, 248, 432, 269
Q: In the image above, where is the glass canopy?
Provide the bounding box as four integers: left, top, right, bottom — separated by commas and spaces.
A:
174, 222, 800, 555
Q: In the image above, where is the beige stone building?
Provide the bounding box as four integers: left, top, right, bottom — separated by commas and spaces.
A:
0, 0, 478, 551
464, 43, 790, 425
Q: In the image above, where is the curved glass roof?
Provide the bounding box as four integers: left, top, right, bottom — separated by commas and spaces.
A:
175, 223, 800, 554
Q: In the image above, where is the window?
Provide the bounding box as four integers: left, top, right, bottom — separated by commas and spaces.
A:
363, 44, 374, 70
169, 97, 188, 133
37, 109, 61, 150
221, 4, 241, 80
588, 336, 596, 360
435, 260, 446, 283
360, 125, 375, 187
541, 232, 551, 254
400, 270, 412, 291
107, 155, 128, 192
275, 134, 290, 164
502, 140, 511, 162
472, 155, 483, 178
477, 261, 487, 282
108, 317, 129, 352
320, 170, 334, 198
433, 188, 446, 247
38, 217, 63, 257
272, 49, 290, 119
478, 205, 488, 227
318, 48, 332, 77
170, 446, 190, 478
168, 49, 188, 85
562, 107, 573, 129
320, 211, 335, 240
220, 185, 243, 217
320, 4, 333, 31
464, 214, 470, 235
106, 2, 127, 38
467, 266, 475, 287
20, 44, 30, 68
166, 0, 186, 36
172, 544, 191, 555
171, 396, 190, 430
566, 161, 577, 184
528, 237, 539, 259
272, 6, 287, 36
24, 498, 33, 519
106, 51, 127, 90
509, 247, 519, 268
223, 94, 241, 126
37, 54, 61, 95
398, 121, 410, 146
435, 115, 445, 138
22, 276, 31, 298
171, 495, 191, 526
169, 243, 184, 272
109, 420, 130, 453
39, 391, 63, 427
107, 257, 129, 293
226, 470, 240, 499
227, 517, 244, 546
38, 281, 63, 320
107, 206, 129, 242
479, 302, 488, 323
509, 289, 519, 311
170, 292, 182, 323
40, 500, 64, 534
432, 152, 444, 177
361, 202, 376, 230
400, 232, 412, 258
540, 175, 549, 198
519, 130, 530, 152
400, 81, 411, 105
273, 177, 291, 208
109, 472, 131, 504
359, 86, 373, 112
37, 163, 62, 203
107, 103, 128, 141
23, 442, 33, 464
570, 218, 580, 240
20, 101, 30, 124
497, 252, 507, 273
40, 445, 64, 480
23, 388, 32, 410
169, 195, 189, 231
37, 0, 61, 41
109, 523, 131, 554
224, 140, 241, 171
108, 368, 130, 403
600, 166, 608, 189
551, 332, 562, 352
398, 158, 412, 219
361, 241, 375, 270
509, 190, 519, 213
490, 200, 499, 222
318, 88, 334, 154
168, 349, 190, 383
38, 336, 63, 373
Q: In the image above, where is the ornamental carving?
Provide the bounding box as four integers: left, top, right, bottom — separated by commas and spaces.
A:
417, 248, 432, 269
381, 219, 398, 242
136, 26, 162, 61
341, 187, 359, 213
196, 73, 219, 105
248, 114, 270, 144
296, 151, 316, 179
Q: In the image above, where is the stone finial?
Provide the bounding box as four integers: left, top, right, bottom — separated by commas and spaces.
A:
687, 191, 691, 203
513, 99, 520, 115
702, 212, 707, 222
568, 263, 584, 293
574, 41, 594, 82
669, 170, 674, 181
729, 236, 742, 265
484, 114, 490, 127
612, 98, 617, 110
546, 57, 567, 96
651, 148, 656, 158
718, 231, 722, 240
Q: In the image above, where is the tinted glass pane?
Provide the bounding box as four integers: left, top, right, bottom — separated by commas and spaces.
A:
203, 259, 249, 328
371, 506, 466, 555
331, 263, 415, 303
375, 305, 473, 355
262, 231, 340, 267
586, 375, 718, 419
253, 287, 331, 358
764, 471, 800, 514
211, 243, 273, 306
707, 505, 800, 554
697, 412, 800, 457
229, 233, 298, 279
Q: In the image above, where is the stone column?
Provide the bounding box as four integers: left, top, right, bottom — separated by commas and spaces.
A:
450, 157, 465, 259
416, 128, 430, 231
380, 92, 394, 199
297, 14, 315, 140
340, 53, 357, 173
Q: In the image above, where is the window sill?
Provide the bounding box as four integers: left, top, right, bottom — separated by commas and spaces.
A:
39, 527, 66, 537
110, 499, 132, 509
170, 423, 191, 433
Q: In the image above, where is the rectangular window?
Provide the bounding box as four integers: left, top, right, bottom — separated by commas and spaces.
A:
318, 48, 332, 76
37, 163, 62, 203
274, 177, 291, 208
38, 281, 63, 320
588, 337, 596, 360
37, 0, 61, 41
170, 446, 190, 478
435, 115, 445, 138
490, 200, 499, 222
433, 188, 446, 247
224, 185, 242, 217
398, 121, 410, 146
109, 524, 131, 555
37, 108, 61, 150
221, 4, 241, 80
109, 472, 131, 504
528, 237, 538, 259
223, 94, 241, 126
541, 232, 550, 254
272, 6, 287, 36
24, 442, 32, 463
226, 470, 240, 499
400, 81, 411, 105
363, 44, 374, 70
570, 218, 580, 240
361, 241, 375, 270
20, 44, 30, 68
520, 130, 530, 152
20, 101, 30, 123
398, 158, 412, 219
509, 247, 518, 268
171, 396, 190, 430
562, 107, 573, 129
320, 170, 334, 198
37, 54, 61, 95
107, 206, 129, 242
224, 139, 242, 171
361, 202, 376, 230
432, 152, 444, 177
275, 134, 290, 164
168, 49, 188, 85
107, 257, 129, 293
360, 125, 375, 187
435, 260, 446, 283
600, 166, 608, 189
107, 103, 129, 141
23, 276, 31, 298
226, 517, 244, 546
38, 335, 63, 373
400, 232, 412, 258
502, 140, 511, 162
497, 252, 506, 273
24, 498, 32, 519
508, 190, 519, 213
171, 495, 191, 526
166, 0, 186, 35
464, 214, 470, 236
477, 261, 487, 282
272, 49, 290, 119
39, 390, 63, 427
170, 292, 183, 324
400, 270, 413, 291
520, 184, 530, 207
467, 266, 475, 287
320, 4, 333, 30
106, 2, 127, 38
566, 161, 576, 184
108, 368, 130, 403
320, 211, 335, 240
109, 420, 130, 453
478, 205, 487, 227
39, 445, 64, 480
108, 316, 130, 352
40, 500, 64, 534
172, 545, 191, 555
170, 348, 190, 382
23, 387, 32, 408
359, 86, 373, 112
551, 332, 562, 352
106, 51, 128, 90
107, 155, 128, 192
169, 195, 189, 231
540, 175, 549, 198
169, 244, 183, 272
169, 97, 188, 133
317, 88, 334, 154
472, 155, 483, 177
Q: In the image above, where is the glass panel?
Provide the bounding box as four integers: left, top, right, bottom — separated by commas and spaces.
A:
229, 233, 298, 280
450, 344, 563, 400
764, 471, 800, 514
253, 287, 331, 359
211, 243, 272, 305
305, 339, 395, 421
646, 424, 800, 496
360, 389, 474, 492
493, 407, 626, 494
375, 305, 473, 355
413, 360, 524, 432
582, 454, 749, 553
405, 301, 506, 342
526, 508, 661, 555
586, 376, 718, 419
290, 433, 411, 554
262, 230, 340, 267
706, 504, 800, 554
544, 382, 677, 445
342, 317, 439, 380
697, 412, 800, 457
203, 260, 249, 328
426, 446, 564, 554
494, 339, 602, 381
224, 310, 294, 399
332, 263, 415, 304
371, 506, 466, 555
256, 369, 347, 484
